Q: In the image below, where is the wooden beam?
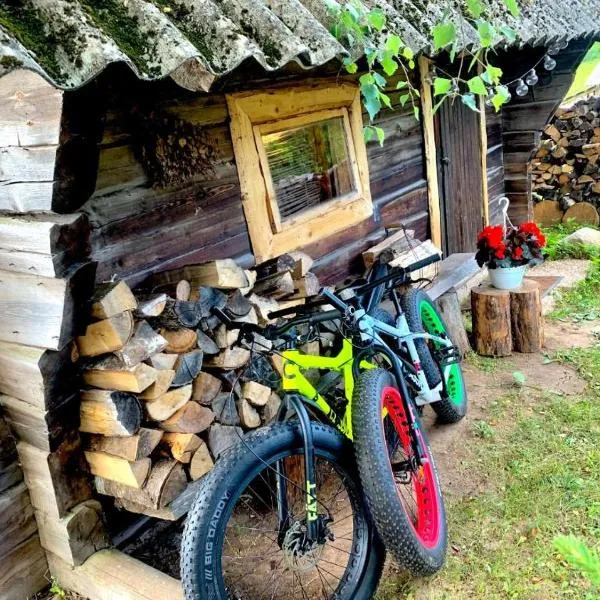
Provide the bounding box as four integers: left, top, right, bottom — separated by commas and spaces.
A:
418, 56, 442, 250
0, 261, 96, 350
0, 534, 48, 600
0, 481, 37, 557
479, 96, 490, 227
48, 549, 184, 600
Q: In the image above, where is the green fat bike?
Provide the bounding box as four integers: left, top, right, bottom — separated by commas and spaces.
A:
181, 255, 468, 599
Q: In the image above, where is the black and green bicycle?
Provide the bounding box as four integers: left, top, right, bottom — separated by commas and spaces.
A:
181, 255, 468, 599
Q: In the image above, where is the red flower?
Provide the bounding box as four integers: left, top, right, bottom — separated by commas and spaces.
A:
495, 243, 507, 259
518, 222, 546, 247
478, 225, 505, 249
513, 246, 524, 260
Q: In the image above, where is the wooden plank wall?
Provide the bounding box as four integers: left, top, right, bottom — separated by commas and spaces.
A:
498, 39, 593, 222
486, 108, 505, 225
81, 71, 427, 286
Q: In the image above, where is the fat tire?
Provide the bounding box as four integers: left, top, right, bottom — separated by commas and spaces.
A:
352, 369, 447, 576
181, 422, 385, 600
400, 288, 468, 424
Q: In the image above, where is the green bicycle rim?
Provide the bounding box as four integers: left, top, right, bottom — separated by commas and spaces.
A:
418, 301, 464, 407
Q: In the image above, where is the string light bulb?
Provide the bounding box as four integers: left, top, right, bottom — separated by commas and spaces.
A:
547, 44, 561, 55
515, 79, 529, 96
543, 54, 557, 70
485, 89, 494, 107
525, 68, 538, 86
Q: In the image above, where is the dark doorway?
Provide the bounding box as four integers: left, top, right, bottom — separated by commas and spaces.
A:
435, 99, 484, 255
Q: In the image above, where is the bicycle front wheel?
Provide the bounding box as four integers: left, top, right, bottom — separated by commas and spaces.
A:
352, 368, 447, 576
181, 422, 385, 600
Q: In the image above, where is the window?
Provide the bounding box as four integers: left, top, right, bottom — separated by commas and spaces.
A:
227, 82, 372, 263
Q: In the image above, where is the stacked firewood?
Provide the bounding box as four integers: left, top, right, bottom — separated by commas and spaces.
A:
77, 254, 317, 517
532, 98, 600, 211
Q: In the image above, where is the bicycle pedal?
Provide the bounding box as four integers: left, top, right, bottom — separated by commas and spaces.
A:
432, 345, 461, 366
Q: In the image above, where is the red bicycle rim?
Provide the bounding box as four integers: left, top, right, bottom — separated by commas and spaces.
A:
381, 386, 441, 549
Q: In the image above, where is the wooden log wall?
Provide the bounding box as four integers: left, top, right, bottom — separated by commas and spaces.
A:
0, 410, 48, 600
497, 39, 593, 223
75, 68, 427, 286
0, 70, 109, 587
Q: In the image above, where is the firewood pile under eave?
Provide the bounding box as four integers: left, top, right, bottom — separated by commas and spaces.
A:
532, 98, 600, 225
77, 254, 316, 518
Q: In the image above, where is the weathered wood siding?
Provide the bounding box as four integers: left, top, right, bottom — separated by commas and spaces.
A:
486, 109, 505, 225
497, 39, 592, 222
78, 72, 427, 285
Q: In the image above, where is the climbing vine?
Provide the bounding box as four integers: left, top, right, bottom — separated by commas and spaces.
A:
326, 0, 521, 144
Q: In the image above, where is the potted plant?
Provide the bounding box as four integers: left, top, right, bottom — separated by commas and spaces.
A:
475, 222, 546, 290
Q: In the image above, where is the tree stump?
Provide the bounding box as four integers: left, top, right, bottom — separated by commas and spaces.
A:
434, 290, 471, 358
510, 280, 543, 353
471, 285, 512, 357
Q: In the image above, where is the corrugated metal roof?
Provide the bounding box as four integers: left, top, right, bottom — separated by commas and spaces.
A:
0, 0, 599, 91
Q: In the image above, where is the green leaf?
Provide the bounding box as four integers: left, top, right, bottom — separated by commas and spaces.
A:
373, 72, 386, 87
492, 84, 511, 111
399, 93, 410, 107
467, 75, 487, 95
402, 46, 414, 60
367, 8, 386, 30
432, 22, 456, 51
468, 48, 481, 72
512, 371, 526, 386
381, 54, 398, 76
408, 59, 415, 69
500, 25, 517, 42
363, 126, 375, 142
379, 91, 393, 109
466, 0, 483, 18
553, 536, 600, 586
359, 72, 374, 86
503, 0, 520, 18
343, 57, 358, 73
485, 64, 503, 85
374, 126, 385, 146
477, 22, 496, 48
385, 34, 402, 55
433, 77, 453, 96
365, 47, 378, 67
461, 93, 479, 111
396, 80, 408, 89
413, 106, 420, 121
362, 83, 382, 120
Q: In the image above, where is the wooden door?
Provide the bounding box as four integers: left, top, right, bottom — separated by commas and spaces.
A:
435, 100, 484, 255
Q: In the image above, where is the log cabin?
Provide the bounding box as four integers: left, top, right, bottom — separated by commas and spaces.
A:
0, 1, 598, 597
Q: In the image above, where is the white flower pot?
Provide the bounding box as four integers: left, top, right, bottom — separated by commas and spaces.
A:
489, 265, 527, 290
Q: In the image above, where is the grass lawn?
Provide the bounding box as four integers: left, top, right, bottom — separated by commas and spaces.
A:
378, 227, 600, 599
566, 41, 600, 99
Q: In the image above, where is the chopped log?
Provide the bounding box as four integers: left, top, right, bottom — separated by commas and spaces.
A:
191, 371, 222, 405
194, 286, 227, 316
240, 354, 279, 388
254, 254, 296, 279
196, 330, 219, 355
159, 402, 215, 434
161, 433, 202, 463
253, 271, 294, 299
510, 281, 544, 353
289, 251, 314, 278
562, 201, 600, 225
145, 384, 192, 421
226, 289, 252, 316
239, 269, 257, 295
206, 347, 250, 369
153, 299, 201, 330
114, 320, 168, 368
217, 370, 242, 397
471, 285, 512, 357
384, 239, 441, 272
134, 294, 167, 319
533, 199, 563, 226
82, 362, 158, 393
176, 280, 191, 301
35, 500, 108, 566
189, 443, 214, 480
84, 451, 151, 488
160, 328, 198, 353
263, 392, 282, 423
172, 349, 203, 387
80, 390, 142, 437
291, 272, 320, 299
152, 259, 248, 290
214, 324, 239, 349
242, 381, 271, 407
433, 291, 471, 358
95, 459, 186, 509
90, 281, 137, 320
362, 229, 415, 268
212, 393, 240, 426
139, 369, 175, 400
248, 294, 279, 325
87, 428, 163, 461
208, 423, 243, 458
147, 352, 179, 370
76, 312, 134, 357
237, 398, 260, 429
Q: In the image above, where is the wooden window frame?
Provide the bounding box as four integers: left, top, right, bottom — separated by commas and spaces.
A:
227, 82, 372, 263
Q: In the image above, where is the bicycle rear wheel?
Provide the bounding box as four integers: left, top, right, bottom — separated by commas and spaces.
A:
352, 368, 447, 575
181, 422, 385, 599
